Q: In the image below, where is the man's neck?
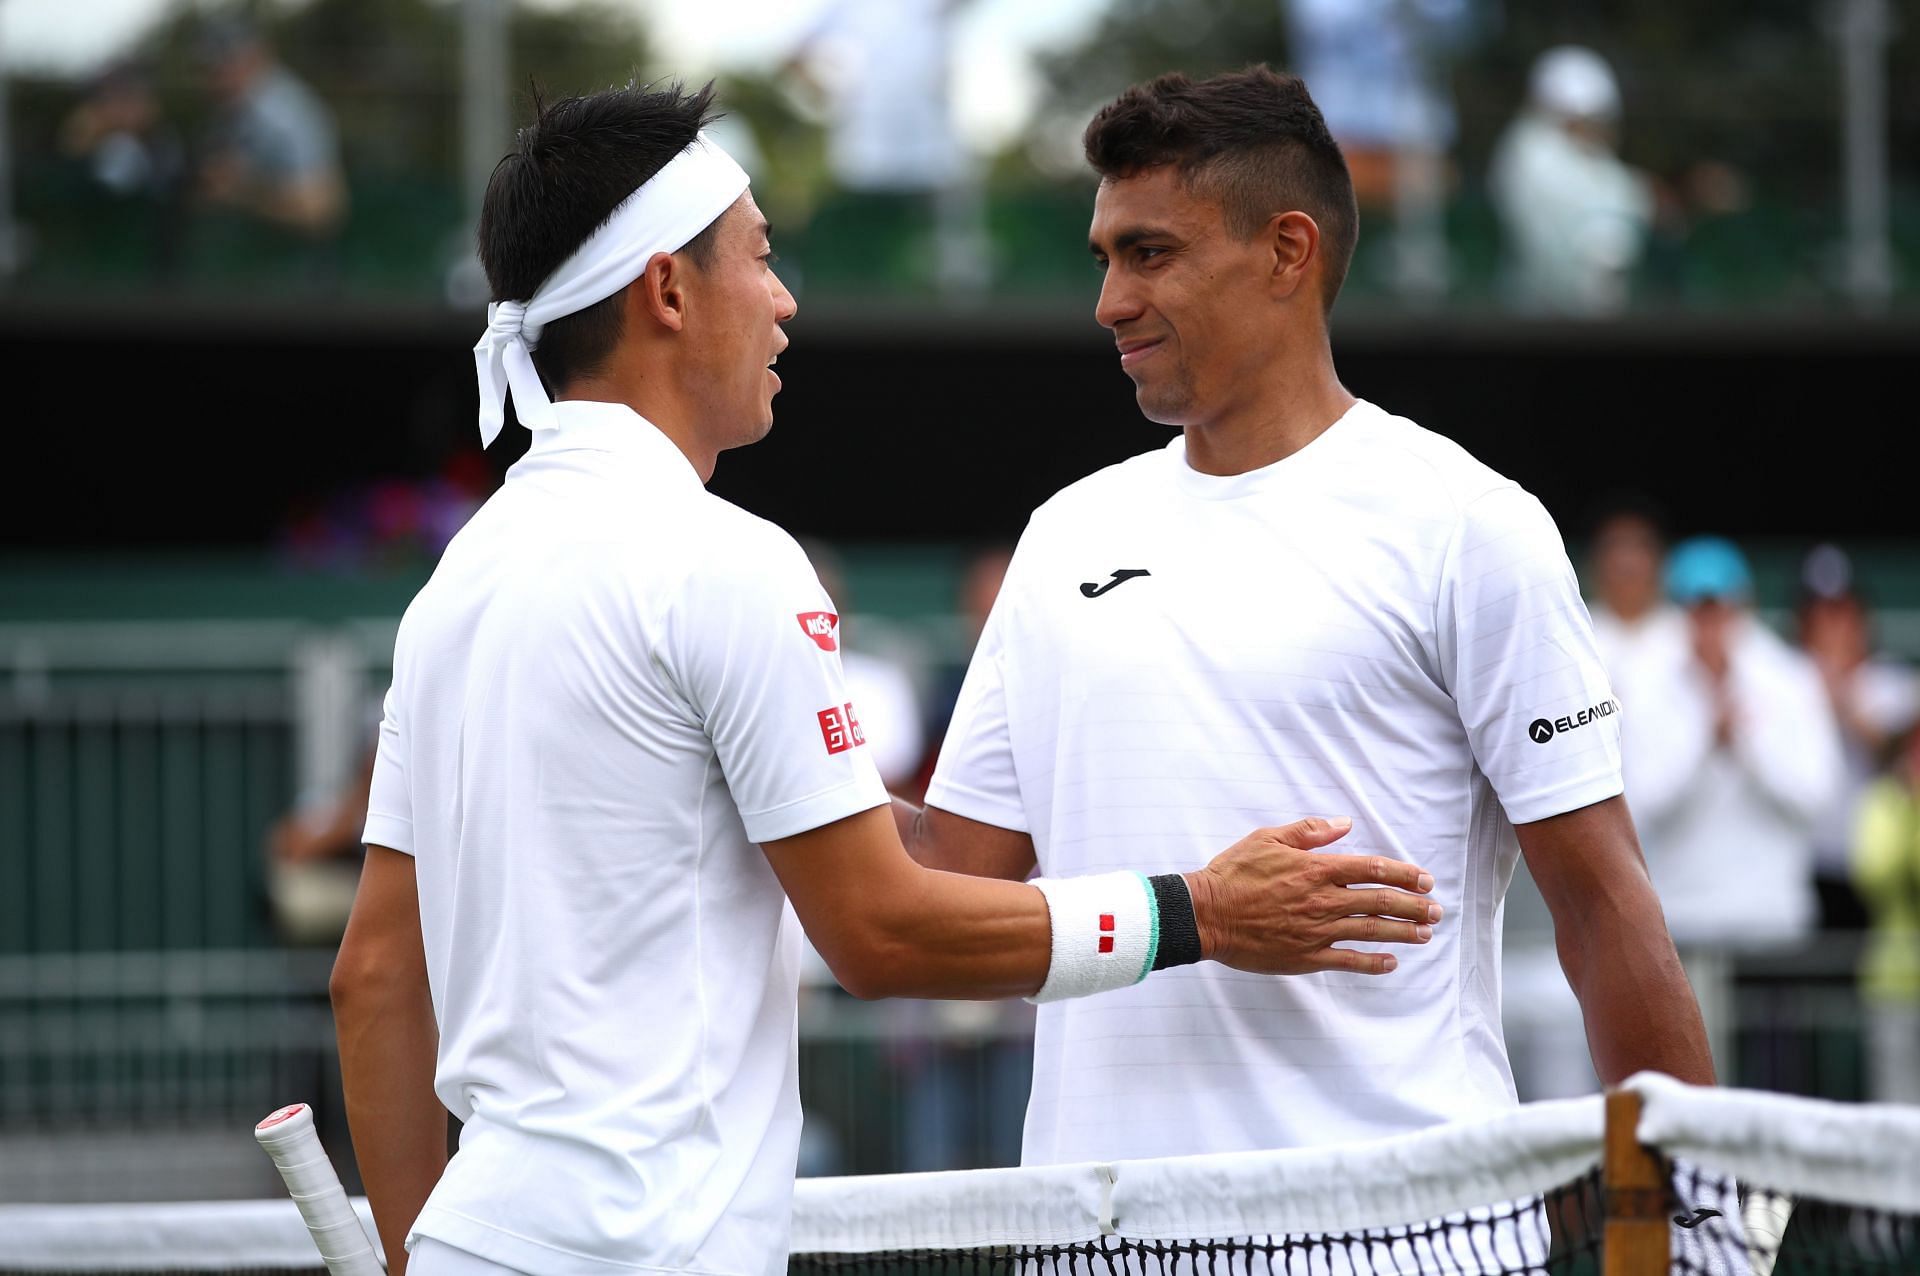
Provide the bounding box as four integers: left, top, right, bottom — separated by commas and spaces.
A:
1180, 360, 1355, 477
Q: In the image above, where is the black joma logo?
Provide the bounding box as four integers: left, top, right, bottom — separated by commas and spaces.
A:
1673, 1208, 1722, 1229
1528, 699, 1618, 744
1080, 569, 1151, 598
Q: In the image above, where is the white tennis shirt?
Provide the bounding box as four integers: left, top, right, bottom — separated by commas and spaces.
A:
928, 399, 1623, 1162
364, 401, 888, 1275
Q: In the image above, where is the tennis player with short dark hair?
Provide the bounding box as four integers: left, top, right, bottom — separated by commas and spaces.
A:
904, 67, 1715, 1163
329, 80, 1444, 1276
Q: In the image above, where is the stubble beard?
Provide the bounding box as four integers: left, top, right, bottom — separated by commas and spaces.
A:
1133, 362, 1197, 428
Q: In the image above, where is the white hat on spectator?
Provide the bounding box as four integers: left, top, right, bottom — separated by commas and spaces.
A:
1529, 46, 1622, 121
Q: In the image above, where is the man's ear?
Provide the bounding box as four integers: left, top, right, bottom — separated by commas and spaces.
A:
633, 250, 687, 333
1268, 209, 1320, 303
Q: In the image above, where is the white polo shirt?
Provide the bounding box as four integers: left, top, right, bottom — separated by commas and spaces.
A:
928, 399, 1623, 1162
364, 401, 888, 1276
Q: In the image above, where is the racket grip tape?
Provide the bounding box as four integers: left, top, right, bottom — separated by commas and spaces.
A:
255, 1103, 386, 1275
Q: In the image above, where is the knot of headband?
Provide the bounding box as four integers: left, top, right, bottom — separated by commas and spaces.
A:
473, 133, 751, 446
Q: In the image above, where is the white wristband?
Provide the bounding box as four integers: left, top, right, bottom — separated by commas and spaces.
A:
1027, 871, 1159, 1004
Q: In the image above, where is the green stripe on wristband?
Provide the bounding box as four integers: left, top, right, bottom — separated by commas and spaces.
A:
1134, 871, 1160, 983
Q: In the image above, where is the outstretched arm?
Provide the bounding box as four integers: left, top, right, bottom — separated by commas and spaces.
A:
766, 809, 1440, 1000
331, 845, 446, 1275
1520, 795, 1714, 1085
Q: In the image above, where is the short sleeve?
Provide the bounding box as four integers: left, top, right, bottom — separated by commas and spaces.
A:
662, 530, 889, 843
925, 549, 1029, 834
363, 683, 414, 854
1438, 486, 1624, 825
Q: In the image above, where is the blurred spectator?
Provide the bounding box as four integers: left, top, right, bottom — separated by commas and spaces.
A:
60, 60, 183, 203
1797, 544, 1920, 930
793, 0, 965, 195
1283, 0, 1476, 296
788, 0, 979, 291
57, 61, 186, 278
1586, 499, 1686, 704
1489, 47, 1653, 314
1624, 537, 1843, 1078
1852, 723, 1920, 1104
195, 19, 346, 243
267, 745, 373, 946
1281, 0, 1475, 209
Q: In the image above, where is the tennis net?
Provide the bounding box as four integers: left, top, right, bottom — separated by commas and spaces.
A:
2, 1076, 1915, 1275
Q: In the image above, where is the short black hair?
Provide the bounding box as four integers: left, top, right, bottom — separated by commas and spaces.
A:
478, 80, 721, 396
1083, 67, 1357, 314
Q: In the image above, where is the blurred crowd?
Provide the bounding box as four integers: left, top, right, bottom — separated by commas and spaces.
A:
55, 18, 345, 286
1508, 504, 1920, 1107
13, 0, 1906, 309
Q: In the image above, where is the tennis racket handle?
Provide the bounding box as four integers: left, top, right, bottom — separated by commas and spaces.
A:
255, 1103, 386, 1275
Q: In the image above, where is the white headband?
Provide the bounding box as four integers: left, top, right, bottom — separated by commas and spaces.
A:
473, 133, 751, 446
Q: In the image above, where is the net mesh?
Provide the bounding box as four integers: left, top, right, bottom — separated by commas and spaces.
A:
788, 1174, 1603, 1275
1, 1078, 1914, 1276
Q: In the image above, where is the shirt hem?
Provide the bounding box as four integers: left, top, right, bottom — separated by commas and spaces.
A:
922, 778, 1031, 836
410, 1206, 749, 1276
362, 812, 414, 854
1500, 771, 1625, 827
739, 773, 890, 843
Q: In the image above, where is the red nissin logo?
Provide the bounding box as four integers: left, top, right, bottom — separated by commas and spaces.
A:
817, 703, 866, 755
797, 611, 840, 652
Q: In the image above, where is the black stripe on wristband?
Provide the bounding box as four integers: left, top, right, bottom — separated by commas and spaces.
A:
1147, 873, 1203, 971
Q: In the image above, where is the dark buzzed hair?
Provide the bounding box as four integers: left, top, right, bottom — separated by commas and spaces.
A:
1083, 67, 1358, 314
478, 80, 722, 396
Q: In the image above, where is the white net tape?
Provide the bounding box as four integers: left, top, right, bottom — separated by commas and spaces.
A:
1, 1079, 1915, 1273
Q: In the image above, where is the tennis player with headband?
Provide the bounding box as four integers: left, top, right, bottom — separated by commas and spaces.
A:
330, 82, 1442, 1276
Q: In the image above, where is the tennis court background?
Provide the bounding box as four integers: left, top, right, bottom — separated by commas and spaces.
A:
2, 0, 1917, 1208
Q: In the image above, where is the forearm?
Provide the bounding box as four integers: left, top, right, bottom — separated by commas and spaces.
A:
333, 974, 445, 1274
1519, 796, 1713, 1086
1557, 893, 1714, 1086
841, 864, 1053, 1000
771, 809, 1424, 1002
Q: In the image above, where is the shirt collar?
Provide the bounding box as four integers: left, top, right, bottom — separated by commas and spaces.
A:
518, 399, 704, 490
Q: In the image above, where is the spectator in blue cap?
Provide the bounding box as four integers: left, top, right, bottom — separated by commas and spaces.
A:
1620, 535, 1843, 1084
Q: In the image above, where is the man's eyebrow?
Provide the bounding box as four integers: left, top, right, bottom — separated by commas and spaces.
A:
756, 217, 773, 242
1089, 226, 1178, 255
